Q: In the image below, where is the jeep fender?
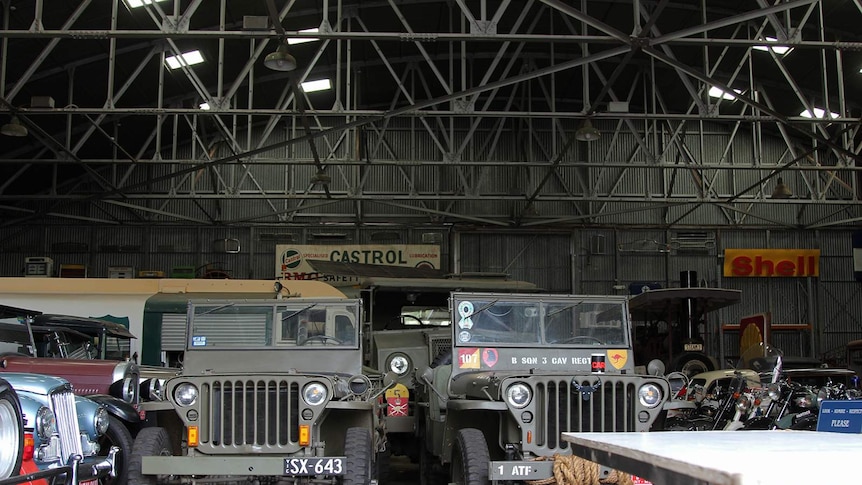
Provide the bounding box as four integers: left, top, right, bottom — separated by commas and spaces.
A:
87, 394, 142, 424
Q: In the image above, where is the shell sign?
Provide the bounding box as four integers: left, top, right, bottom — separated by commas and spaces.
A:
723, 249, 820, 278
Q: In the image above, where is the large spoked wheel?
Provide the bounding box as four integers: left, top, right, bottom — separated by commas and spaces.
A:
673, 353, 714, 378
100, 416, 133, 485
0, 385, 23, 480
342, 427, 372, 485
128, 427, 173, 485
451, 428, 489, 485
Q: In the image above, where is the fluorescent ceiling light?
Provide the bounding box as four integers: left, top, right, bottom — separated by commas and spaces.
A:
288, 28, 320, 45
799, 108, 839, 119
165, 50, 204, 70
708, 86, 741, 101
126, 0, 167, 8
199, 102, 210, 110
753, 37, 792, 55
301, 79, 332, 93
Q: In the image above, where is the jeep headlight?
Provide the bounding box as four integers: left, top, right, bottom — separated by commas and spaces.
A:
638, 383, 662, 408
388, 354, 411, 376
174, 383, 198, 406
94, 407, 109, 435
506, 383, 532, 409
35, 406, 56, 440
303, 382, 328, 406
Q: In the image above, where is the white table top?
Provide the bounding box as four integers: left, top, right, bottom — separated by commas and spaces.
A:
562, 430, 862, 485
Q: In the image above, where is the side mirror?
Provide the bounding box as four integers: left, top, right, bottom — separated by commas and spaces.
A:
647, 359, 666, 376
383, 371, 399, 389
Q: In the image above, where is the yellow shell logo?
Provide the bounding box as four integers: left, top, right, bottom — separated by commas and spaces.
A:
607, 350, 628, 369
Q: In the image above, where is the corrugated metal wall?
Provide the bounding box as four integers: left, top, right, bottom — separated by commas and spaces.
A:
2, 223, 859, 364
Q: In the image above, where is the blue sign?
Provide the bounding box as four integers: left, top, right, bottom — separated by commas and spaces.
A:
191, 336, 207, 347
817, 400, 862, 433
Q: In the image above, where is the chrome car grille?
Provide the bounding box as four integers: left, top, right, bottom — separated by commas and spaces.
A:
50, 388, 83, 461
533, 377, 637, 450
199, 378, 302, 452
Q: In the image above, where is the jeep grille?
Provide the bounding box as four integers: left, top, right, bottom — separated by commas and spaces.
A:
533, 377, 637, 450
50, 388, 83, 461
199, 378, 302, 452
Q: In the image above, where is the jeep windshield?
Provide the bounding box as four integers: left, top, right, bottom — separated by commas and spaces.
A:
187, 299, 360, 350
452, 295, 627, 347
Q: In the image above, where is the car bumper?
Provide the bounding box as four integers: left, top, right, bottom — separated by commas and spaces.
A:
0, 448, 118, 485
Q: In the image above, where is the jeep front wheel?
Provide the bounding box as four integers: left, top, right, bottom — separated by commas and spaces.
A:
128, 427, 172, 485
451, 428, 489, 485
342, 427, 372, 485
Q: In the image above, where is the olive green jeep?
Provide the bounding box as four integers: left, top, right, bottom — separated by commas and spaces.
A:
415, 292, 671, 485
138, 298, 386, 485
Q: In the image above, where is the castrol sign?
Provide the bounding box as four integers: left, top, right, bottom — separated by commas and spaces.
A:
276, 244, 441, 285
723, 249, 820, 278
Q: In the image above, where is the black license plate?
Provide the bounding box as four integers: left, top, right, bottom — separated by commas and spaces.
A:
284, 457, 346, 476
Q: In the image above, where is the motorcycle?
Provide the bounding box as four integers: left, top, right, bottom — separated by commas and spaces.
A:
743, 362, 861, 430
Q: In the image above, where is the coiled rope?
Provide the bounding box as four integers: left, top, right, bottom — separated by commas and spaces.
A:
526, 454, 634, 485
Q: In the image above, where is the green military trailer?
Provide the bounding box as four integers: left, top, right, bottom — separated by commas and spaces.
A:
415, 292, 671, 485
134, 298, 387, 485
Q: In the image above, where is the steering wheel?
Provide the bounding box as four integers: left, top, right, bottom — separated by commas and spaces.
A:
299, 335, 343, 346
551, 336, 605, 345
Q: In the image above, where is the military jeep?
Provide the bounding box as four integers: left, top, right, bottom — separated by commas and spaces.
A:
139, 298, 385, 485
415, 292, 671, 485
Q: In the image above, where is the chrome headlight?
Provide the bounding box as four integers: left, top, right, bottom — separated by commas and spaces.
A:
122, 377, 136, 403
35, 406, 56, 440
303, 382, 328, 406
817, 386, 828, 406
388, 354, 411, 376
146, 379, 166, 401
638, 383, 662, 408
94, 407, 109, 435
506, 383, 532, 409
767, 383, 781, 401
794, 394, 815, 409
735, 395, 751, 413
174, 383, 199, 407
348, 375, 371, 395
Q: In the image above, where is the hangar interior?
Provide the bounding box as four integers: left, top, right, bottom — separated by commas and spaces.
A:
0, 1, 860, 363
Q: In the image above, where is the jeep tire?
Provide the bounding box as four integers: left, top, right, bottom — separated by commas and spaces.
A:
343, 427, 372, 485
128, 427, 172, 485
451, 428, 489, 485
100, 416, 133, 485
